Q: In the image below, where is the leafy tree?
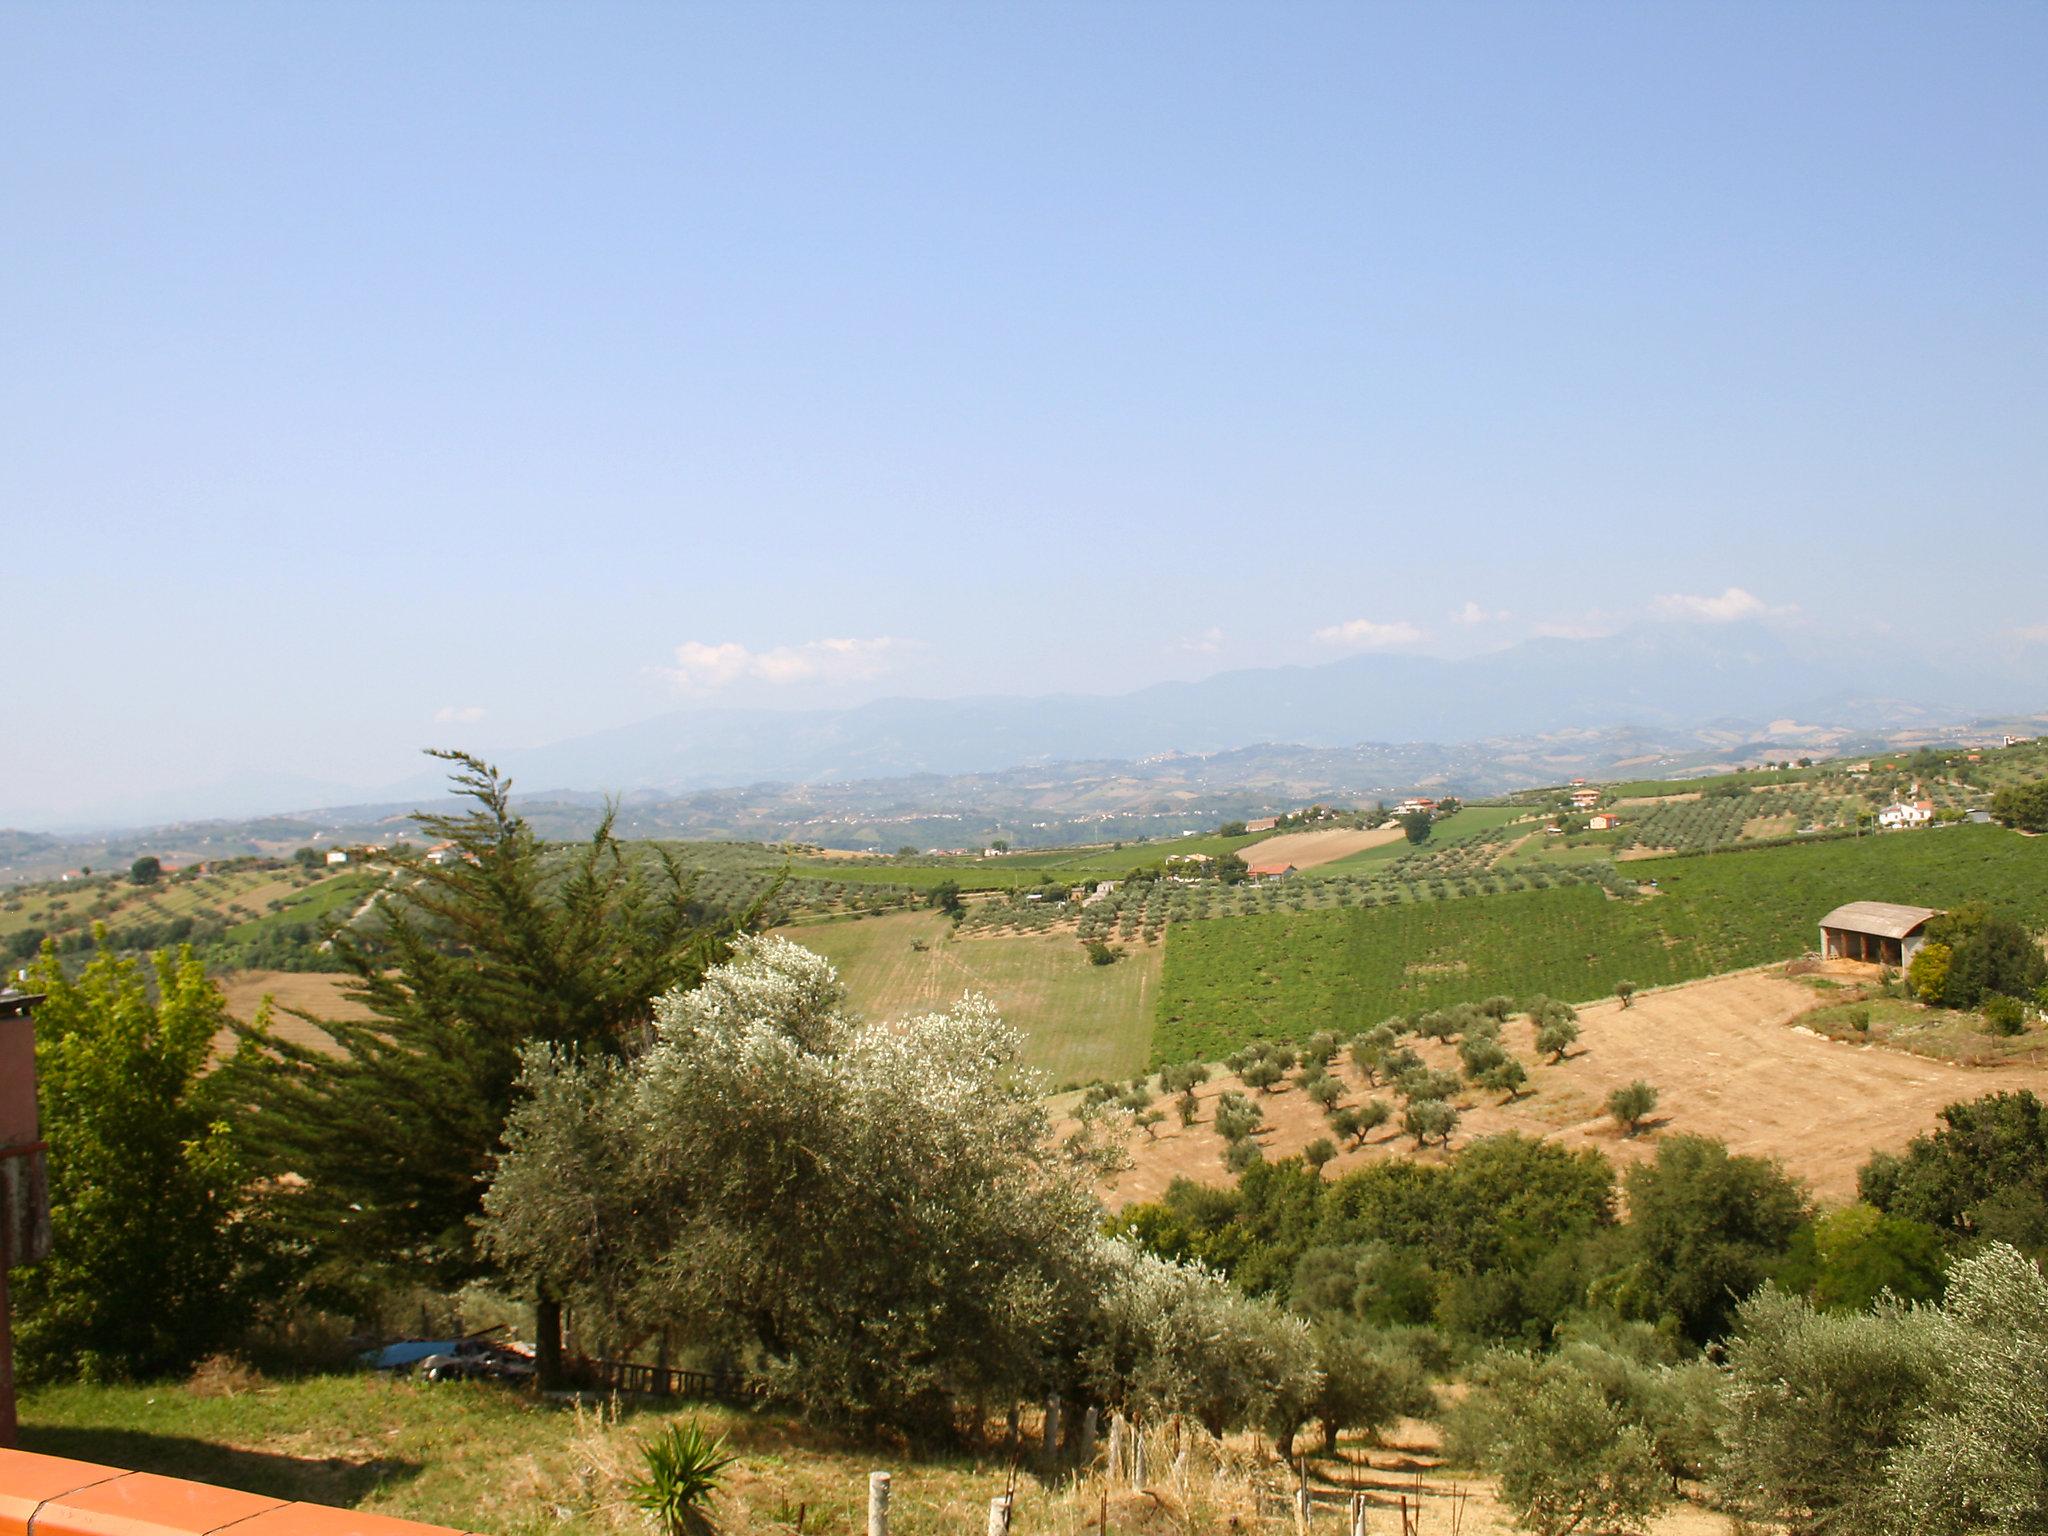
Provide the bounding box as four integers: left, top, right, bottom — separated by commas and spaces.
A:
1984, 992, 2028, 1036
1908, 940, 1953, 1004
1920, 902, 2047, 1008
127, 855, 160, 886
484, 937, 1110, 1434
291, 847, 322, 869
1303, 1137, 1338, 1178
1398, 810, 1433, 844
1774, 1204, 1947, 1312
1218, 821, 1247, 837
927, 879, 964, 917
1600, 1136, 1809, 1342
1403, 1099, 1457, 1148
1482, 1057, 1529, 1103
1306, 1324, 1433, 1454
225, 753, 741, 1370
1176, 1089, 1200, 1128
1860, 1090, 2048, 1251
1615, 980, 1639, 1009
1212, 1090, 1264, 1143
1241, 1057, 1284, 1093
1536, 1015, 1580, 1062
1990, 780, 2048, 833
1607, 1081, 1659, 1137
1224, 1137, 1264, 1174
1718, 1284, 1941, 1534
1486, 1366, 1667, 1536
1397, 1066, 1460, 1104
14, 937, 251, 1381
1878, 1243, 2048, 1535
1306, 1075, 1345, 1110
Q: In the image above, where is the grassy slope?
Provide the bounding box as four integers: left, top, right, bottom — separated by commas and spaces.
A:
1155, 823, 2048, 1063
778, 909, 1157, 1084
15, 1375, 1122, 1536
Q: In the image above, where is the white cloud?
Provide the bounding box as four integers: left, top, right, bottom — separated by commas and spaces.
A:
1531, 616, 1621, 641
657, 636, 908, 693
1651, 586, 1780, 623
1313, 617, 1426, 650
1174, 627, 1227, 654
433, 704, 487, 724
1451, 600, 1511, 626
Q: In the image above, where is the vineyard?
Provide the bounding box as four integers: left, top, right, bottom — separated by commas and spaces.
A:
1153, 822, 2048, 1065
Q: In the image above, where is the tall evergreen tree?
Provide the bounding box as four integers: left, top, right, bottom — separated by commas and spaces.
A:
226, 752, 752, 1370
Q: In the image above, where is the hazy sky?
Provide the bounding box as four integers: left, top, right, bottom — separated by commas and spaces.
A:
4, 2, 2045, 824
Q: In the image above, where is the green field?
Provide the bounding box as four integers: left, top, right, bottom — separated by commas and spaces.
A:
1154, 823, 2048, 1064
777, 908, 1157, 1084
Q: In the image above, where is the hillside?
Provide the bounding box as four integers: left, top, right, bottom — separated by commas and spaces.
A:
1099, 968, 2048, 1206
1155, 822, 2048, 1063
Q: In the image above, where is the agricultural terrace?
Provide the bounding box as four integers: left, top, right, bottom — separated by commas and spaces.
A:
773, 908, 1157, 1083
1154, 822, 2048, 1063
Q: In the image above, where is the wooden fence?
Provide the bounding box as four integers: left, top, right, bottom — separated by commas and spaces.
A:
575, 1357, 766, 1402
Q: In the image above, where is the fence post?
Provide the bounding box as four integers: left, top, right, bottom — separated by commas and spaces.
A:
1107, 1412, 1125, 1481
867, 1471, 890, 1536
1042, 1395, 1061, 1460
1079, 1404, 1098, 1467
1130, 1431, 1146, 1491
1349, 1491, 1367, 1536
987, 1492, 1013, 1536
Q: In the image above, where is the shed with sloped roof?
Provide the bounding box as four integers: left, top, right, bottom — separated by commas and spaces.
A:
1818, 901, 1941, 967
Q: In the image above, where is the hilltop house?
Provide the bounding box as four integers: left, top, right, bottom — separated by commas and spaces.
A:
1243, 817, 1279, 833
1247, 862, 1297, 881
1570, 788, 1602, 810
1588, 812, 1623, 831
1819, 902, 1941, 967
1878, 801, 1935, 830
1393, 797, 1437, 817
325, 849, 350, 866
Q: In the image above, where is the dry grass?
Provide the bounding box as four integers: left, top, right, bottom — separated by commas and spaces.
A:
1236, 827, 1409, 872
1092, 967, 2048, 1206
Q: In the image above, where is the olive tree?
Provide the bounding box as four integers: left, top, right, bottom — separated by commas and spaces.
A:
482, 936, 1113, 1435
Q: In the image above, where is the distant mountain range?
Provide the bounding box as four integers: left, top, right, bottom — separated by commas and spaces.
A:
5, 619, 2042, 853
476, 619, 2032, 798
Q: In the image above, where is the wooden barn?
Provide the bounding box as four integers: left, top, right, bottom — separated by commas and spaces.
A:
1817, 901, 1941, 967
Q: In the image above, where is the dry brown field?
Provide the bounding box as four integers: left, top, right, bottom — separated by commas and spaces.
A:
213, 968, 364, 1056
1238, 825, 1408, 870
1094, 968, 2048, 1207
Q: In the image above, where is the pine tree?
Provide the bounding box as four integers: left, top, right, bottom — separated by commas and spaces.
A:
225, 752, 750, 1375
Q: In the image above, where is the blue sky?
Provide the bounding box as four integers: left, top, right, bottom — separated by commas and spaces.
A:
3, 2, 2045, 824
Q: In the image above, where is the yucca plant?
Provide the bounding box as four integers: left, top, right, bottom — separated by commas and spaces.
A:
626, 1420, 736, 1536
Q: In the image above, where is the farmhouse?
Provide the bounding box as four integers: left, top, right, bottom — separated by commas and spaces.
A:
1394, 797, 1437, 817
1243, 817, 1279, 833
325, 849, 350, 866
1588, 812, 1623, 831
1818, 901, 1941, 967
1570, 788, 1602, 810
1247, 862, 1297, 881
1878, 800, 1935, 830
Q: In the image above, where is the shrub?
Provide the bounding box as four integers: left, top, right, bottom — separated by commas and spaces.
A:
1489, 1367, 1666, 1536
1984, 992, 2027, 1036
627, 1421, 736, 1536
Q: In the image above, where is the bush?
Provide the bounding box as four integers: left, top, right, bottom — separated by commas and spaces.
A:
1607, 1081, 1659, 1136
1984, 992, 2028, 1036
1488, 1366, 1667, 1536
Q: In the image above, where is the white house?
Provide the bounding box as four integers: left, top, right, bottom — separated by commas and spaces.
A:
1588, 812, 1623, 831
1878, 801, 1935, 830
1570, 789, 1602, 810
1394, 797, 1438, 817
325, 849, 350, 866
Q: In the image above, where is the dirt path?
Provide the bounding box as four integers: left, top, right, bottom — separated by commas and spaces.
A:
1096, 968, 2048, 1205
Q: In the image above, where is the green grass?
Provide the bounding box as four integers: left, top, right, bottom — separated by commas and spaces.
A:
777, 908, 1157, 1084
19, 1373, 1169, 1536
1153, 823, 2048, 1064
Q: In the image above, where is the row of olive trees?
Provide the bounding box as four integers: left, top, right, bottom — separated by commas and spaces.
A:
1453, 1244, 2048, 1536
